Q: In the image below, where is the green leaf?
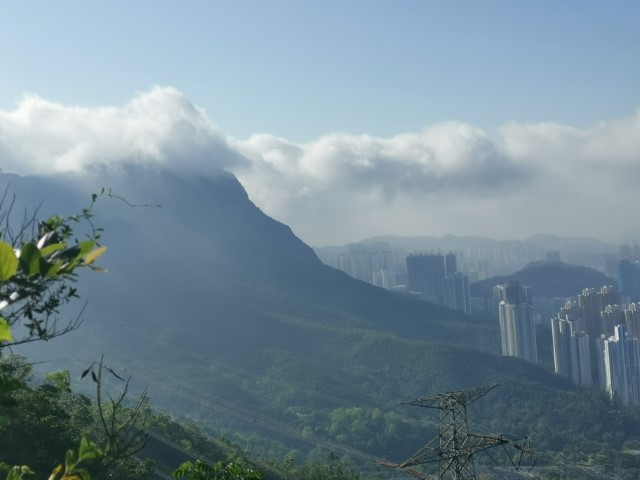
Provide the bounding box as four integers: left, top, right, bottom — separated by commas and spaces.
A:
6, 465, 34, 480
77, 241, 97, 258
44, 261, 64, 278
77, 436, 102, 461
0, 317, 13, 342
65, 449, 75, 469
79, 437, 89, 457
0, 241, 18, 281
40, 242, 66, 257
18, 242, 42, 276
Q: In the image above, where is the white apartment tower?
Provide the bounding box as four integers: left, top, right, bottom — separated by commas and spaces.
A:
551, 314, 592, 386
444, 272, 471, 314
599, 324, 640, 405
497, 281, 538, 363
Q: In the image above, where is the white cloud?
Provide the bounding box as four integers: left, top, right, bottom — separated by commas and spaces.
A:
234, 112, 640, 244
0, 86, 245, 176
1, 87, 639, 244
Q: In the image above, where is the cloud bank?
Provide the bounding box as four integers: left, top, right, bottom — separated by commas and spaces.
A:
1, 87, 639, 244
0, 86, 245, 175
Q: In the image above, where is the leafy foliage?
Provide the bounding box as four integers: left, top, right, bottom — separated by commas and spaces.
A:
0, 189, 107, 346
0, 191, 151, 480
0, 354, 153, 480
172, 460, 262, 480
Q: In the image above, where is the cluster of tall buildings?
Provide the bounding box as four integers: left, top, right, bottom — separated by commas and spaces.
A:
495, 281, 640, 405
406, 252, 471, 314
550, 288, 640, 404
333, 241, 640, 404
335, 244, 396, 289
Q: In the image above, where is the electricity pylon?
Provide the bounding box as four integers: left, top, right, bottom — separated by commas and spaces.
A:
379, 384, 535, 480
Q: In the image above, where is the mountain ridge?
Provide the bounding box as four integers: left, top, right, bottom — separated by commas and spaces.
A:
470, 260, 615, 299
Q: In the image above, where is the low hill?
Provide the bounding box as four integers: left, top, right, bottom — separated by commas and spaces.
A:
470, 261, 615, 299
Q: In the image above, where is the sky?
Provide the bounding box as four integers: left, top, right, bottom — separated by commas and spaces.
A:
0, 1, 639, 245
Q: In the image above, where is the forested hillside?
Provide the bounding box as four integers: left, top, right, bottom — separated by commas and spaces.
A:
2, 166, 640, 479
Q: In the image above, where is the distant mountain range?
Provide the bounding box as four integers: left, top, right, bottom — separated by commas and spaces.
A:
314, 232, 618, 278
3, 166, 638, 474
316, 232, 617, 254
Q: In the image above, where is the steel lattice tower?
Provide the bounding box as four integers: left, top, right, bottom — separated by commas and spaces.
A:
379, 384, 535, 480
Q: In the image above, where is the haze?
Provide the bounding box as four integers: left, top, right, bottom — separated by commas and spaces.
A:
1, 1, 639, 245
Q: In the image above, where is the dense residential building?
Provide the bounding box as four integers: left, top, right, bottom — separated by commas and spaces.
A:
551, 306, 592, 386
533, 297, 568, 324
445, 253, 457, 280
372, 269, 396, 289
496, 281, 538, 363
619, 259, 640, 302
443, 272, 471, 314
624, 303, 640, 338
601, 305, 626, 338
550, 292, 640, 398
550, 287, 621, 386
598, 324, 640, 405
336, 243, 395, 288
405, 252, 470, 313
406, 252, 456, 303
578, 286, 620, 379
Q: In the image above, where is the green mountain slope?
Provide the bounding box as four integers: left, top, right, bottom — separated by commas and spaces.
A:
3, 167, 639, 476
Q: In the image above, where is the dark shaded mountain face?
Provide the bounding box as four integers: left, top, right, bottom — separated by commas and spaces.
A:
470, 261, 614, 299
3, 166, 635, 471
1, 165, 491, 348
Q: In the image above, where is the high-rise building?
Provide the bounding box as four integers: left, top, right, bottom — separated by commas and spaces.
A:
619, 260, 640, 302
601, 305, 625, 338
372, 269, 396, 289
533, 297, 568, 325
336, 244, 395, 288
599, 324, 640, 405
578, 286, 620, 379
443, 272, 471, 314
445, 253, 457, 277
496, 281, 538, 363
406, 253, 455, 303
551, 312, 591, 386
624, 303, 640, 338
571, 332, 592, 386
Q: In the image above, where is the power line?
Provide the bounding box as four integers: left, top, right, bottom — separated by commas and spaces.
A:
378, 384, 536, 480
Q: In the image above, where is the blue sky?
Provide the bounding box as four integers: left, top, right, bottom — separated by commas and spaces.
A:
2, 1, 638, 141
1, 1, 639, 244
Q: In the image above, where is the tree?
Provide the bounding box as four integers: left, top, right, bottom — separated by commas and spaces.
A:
171, 460, 262, 480
0, 190, 148, 480
0, 188, 106, 347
